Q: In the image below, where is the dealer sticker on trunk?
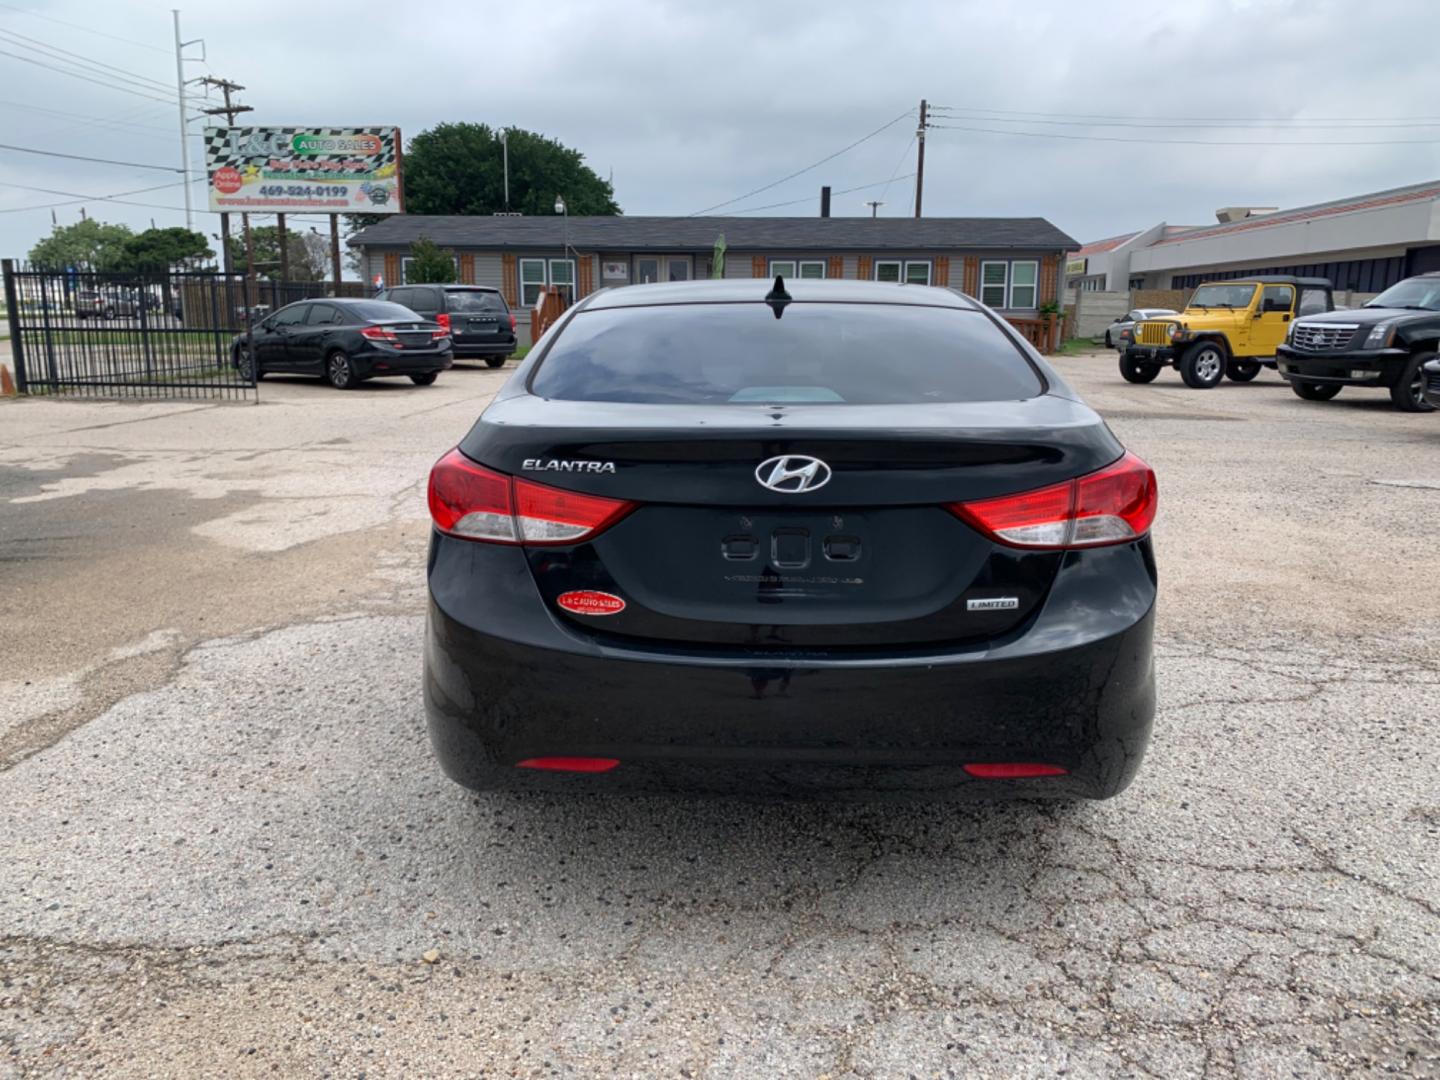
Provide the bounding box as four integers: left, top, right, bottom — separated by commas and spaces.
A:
556, 590, 627, 616
967, 597, 1020, 612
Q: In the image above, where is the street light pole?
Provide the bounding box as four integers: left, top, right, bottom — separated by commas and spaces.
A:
501, 129, 510, 211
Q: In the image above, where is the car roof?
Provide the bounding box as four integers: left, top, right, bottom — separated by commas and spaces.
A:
581, 278, 982, 310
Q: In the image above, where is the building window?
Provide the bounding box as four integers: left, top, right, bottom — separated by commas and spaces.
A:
1009, 261, 1039, 309
875, 259, 930, 284
549, 258, 576, 304
769, 259, 825, 279
520, 257, 576, 305
980, 261, 1008, 307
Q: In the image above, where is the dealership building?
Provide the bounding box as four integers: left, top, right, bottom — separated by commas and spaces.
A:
1065, 178, 1440, 299
349, 214, 1076, 346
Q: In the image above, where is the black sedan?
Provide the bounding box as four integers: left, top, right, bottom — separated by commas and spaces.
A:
232, 298, 453, 389
423, 279, 1158, 800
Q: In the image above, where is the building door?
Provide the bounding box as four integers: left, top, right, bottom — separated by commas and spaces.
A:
634, 255, 692, 284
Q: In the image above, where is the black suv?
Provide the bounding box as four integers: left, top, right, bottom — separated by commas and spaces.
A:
377, 284, 516, 367
1276, 273, 1440, 412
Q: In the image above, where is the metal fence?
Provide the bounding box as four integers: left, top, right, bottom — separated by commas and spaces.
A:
1, 260, 365, 401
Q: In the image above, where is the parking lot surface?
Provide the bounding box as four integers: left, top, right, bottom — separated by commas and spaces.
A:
1, 357, 1437, 1078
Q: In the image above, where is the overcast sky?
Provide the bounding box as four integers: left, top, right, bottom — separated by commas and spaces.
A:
3, 0, 1440, 265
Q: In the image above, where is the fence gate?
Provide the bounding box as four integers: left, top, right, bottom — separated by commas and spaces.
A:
1, 261, 364, 401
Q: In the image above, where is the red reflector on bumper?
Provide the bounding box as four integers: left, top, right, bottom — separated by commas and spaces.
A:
963, 762, 1068, 779
516, 756, 620, 773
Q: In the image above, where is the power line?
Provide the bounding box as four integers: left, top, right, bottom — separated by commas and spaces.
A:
0, 48, 177, 105
0, 142, 183, 172
928, 104, 1440, 127
0, 0, 171, 53
0, 179, 196, 215
926, 122, 1440, 148
877, 133, 917, 206
689, 107, 916, 216
926, 106, 1440, 131
0, 26, 175, 93
729, 173, 917, 215
0, 98, 176, 135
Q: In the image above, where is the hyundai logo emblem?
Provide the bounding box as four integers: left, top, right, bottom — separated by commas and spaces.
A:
755, 455, 833, 493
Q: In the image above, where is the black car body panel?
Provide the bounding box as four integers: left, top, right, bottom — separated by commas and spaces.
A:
232, 298, 452, 382
425, 538, 1156, 800
1277, 303, 1440, 388
378, 284, 517, 359
423, 279, 1158, 799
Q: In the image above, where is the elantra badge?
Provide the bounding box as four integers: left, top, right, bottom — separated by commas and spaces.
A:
556, 590, 626, 616
755, 455, 832, 493
523, 459, 616, 474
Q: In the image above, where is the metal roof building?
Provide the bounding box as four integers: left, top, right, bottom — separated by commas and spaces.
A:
1070, 179, 1440, 298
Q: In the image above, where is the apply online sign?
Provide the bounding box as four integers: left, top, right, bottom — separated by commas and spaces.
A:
204, 126, 403, 214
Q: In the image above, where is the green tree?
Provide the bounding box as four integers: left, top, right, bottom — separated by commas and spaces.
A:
400, 122, 620, 217
116, 227, 212, 274
406, 237, 456, 283
27, 218, 134, 270
228, 226, 327, 281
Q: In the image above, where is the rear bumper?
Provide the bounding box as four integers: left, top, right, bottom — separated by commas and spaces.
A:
353, 346, 453, 377
1275, 345, 1406, 387
452, 338, 515, 358
423, 535, 1158, 799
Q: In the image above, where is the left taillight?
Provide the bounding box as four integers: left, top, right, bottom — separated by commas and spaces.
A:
427, 449, 634, 545
949, 451, 1157, 550
360, 325, 398, 342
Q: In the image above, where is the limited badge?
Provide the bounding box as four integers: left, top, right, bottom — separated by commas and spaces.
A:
967, 597, 1019, 612
556, 590, 626, 616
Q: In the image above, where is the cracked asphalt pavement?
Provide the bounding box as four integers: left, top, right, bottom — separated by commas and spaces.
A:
0, 357, 1437, 1078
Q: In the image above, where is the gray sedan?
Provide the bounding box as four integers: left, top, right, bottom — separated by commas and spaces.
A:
1106, 308, 1177, 349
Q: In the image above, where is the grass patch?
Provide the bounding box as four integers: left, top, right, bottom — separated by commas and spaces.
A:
1054, 337, 1106, 356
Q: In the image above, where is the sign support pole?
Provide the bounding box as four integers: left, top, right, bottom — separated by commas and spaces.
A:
330, 215, 342, 295
277, 213, 289, 282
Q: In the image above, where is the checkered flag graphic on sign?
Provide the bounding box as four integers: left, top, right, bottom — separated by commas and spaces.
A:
203, 127, 399, 173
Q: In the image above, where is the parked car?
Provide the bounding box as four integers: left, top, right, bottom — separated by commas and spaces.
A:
1276, 273, 1440, 412
1105, 308, 1176, 349
1423, 356, 1440, 410
377, 284, 517, 367
74, 289, 138, 319
231, 298, 453, 390
422, 278, 1159, 800
1123, 276, 1334, 388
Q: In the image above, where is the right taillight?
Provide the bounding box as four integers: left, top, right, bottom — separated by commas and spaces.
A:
427, 449, 634, 545
950, 452, 1157, 550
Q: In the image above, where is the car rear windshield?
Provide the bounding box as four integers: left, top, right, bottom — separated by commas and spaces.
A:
529, 302, 1043, 405
445, 290, 508, 313
348, 301, 422, 322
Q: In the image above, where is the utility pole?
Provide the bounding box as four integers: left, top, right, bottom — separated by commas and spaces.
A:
914, 98, 928, 218
865, 200, 884, 218
200, 78, 254, 278
171, 11, 204, 231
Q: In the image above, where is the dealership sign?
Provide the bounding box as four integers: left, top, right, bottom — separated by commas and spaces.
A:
204, 126, 403, 214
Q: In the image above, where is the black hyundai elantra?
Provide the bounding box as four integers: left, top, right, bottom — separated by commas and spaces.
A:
424, 279, 1158, 799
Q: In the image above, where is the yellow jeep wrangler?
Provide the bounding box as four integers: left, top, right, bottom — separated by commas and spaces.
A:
1122, 276, 1334, 388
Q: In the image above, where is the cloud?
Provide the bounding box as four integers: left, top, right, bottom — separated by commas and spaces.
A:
3, 0, 1439, 261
